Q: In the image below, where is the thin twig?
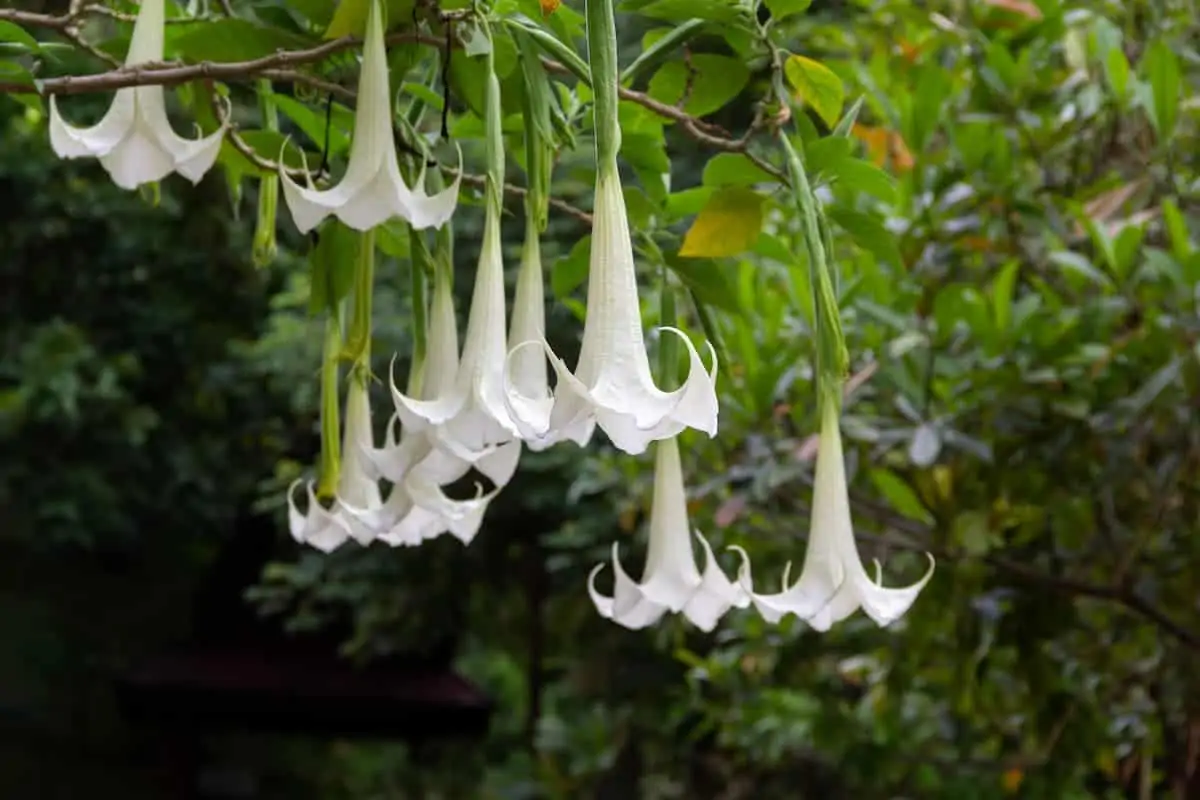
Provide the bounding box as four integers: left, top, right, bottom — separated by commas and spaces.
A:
449, 166, 593, 226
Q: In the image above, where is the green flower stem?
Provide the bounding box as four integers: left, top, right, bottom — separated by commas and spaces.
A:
253, 79, 279, 267
343, 228, 376, 366
586, 0, 621, 171
483, 26, 505, 214
518, 32, 553, 232
409, 224, 432, 372
316, 311, 343, 500
779, 130, 848, 412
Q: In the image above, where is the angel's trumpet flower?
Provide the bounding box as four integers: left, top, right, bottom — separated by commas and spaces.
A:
502, 0, 718, 455
589, 436, 747, 631
387, 44, 521, 473
279, 0, 460, 233
733, 399, 935, 630
48, 0, 226, 189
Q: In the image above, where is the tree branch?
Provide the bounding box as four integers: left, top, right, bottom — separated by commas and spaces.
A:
0, 32, 442, 96
841, 492, 1200, 651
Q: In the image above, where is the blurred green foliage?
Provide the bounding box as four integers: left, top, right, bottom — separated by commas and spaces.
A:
2, 0, 1199, 798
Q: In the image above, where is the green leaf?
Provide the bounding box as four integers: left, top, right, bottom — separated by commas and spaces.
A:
308, 220, 360, 315
1161, 198, 1194, 261
1103, 46, 1131, 104
954, 511, 992, 556
552, 235, 591, 298
868, 469, 933, 525
621, 0, 751, 25
701, 153, 775, 187
1141, 40, 1181, 140
784, 54, 844, 128
664, 255, 743, 315
1046, 251, 1114, 290
325, 0, 417, 37
647, 54, 749, 118
990, 260, 1019, 332
823, 156, 897, 203
0, 21, 40, 52
665, 187, 714, 219
765, 0, 813, 20
171, 19, 312, 62
286, 0, 338, 28
827, 207, 901, 266
274, 95, 352, 157
679, 187, 765, 258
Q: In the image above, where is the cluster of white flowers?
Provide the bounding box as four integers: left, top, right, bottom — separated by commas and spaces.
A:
47, 0, 933, 632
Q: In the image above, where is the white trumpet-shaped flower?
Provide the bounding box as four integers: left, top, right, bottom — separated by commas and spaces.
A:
388, 179, 521, 474
589, 436, 747, 632
378, 260, 519, 488
504, 170, 719, 456
286, 376, 383, 552
279, 0, 459, 234
287, 480, 352, 553
733, 400, 935, 630
503, 220, 560, 452
48, 0, 225, 190
358, 298, 510, 547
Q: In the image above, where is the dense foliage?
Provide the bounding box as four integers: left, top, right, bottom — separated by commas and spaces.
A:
2, 0, 1198, 797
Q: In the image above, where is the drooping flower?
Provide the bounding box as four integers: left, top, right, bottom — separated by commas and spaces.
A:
387, 49, 522, 473
286, 369, 383, 552
502, 0, 718, 456
504, 208, 561, 452
589, 436, 747, 631
279, 0, 460, 234
48, 0, 226, 190
733, 398, 935, 630
362, 371, 506, 548
287, 480, 352, 553
506, 171, 719, 455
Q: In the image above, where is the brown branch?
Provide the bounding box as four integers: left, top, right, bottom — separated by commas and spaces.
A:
449, 166, 593, 227
542, 56, 788, 184
0, 32, 442, 96
0, 9, 69, 30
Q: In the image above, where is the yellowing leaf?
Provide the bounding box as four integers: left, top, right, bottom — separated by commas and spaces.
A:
1001, 768, 1024, 794
851, 123, 914, 173
679, 186, 765, 258
540, 0, 561, 14
784, 54, 844, 128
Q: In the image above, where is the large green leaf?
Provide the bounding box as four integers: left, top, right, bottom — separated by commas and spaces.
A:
647, 54, 750, 118
170, 19, 313, 62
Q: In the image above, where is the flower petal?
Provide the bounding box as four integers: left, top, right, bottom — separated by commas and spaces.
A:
853, 553, 937, 628
97, 127, 177, 190
287, 480, 351, 552
679, 532, 749, 632
587, 549, 669, 630
48, 92, 136, 159
405, 149, 463, 230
